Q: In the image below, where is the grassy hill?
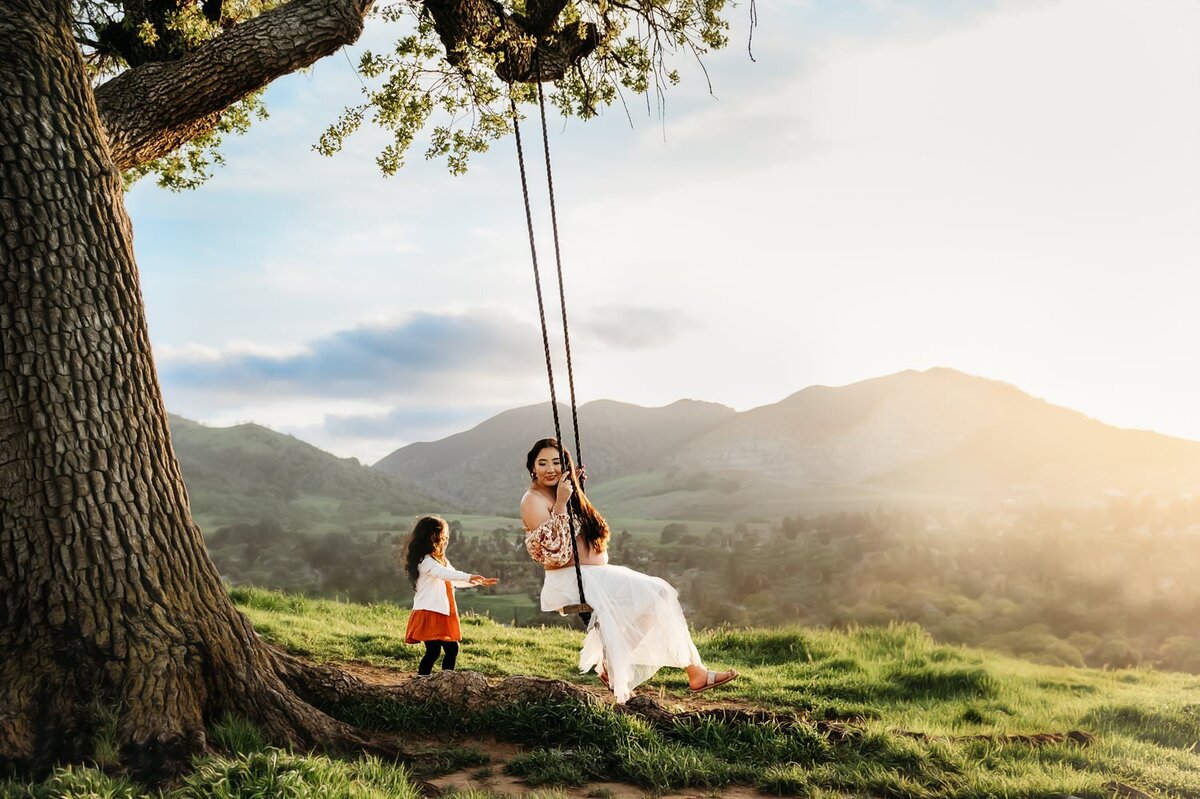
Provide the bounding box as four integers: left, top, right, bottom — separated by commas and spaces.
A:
373, 399, 735, 514
373, 369, 1200, 518
9, 588, 1198, 798
167, 368, 1200, 529
169, 414, 442, 534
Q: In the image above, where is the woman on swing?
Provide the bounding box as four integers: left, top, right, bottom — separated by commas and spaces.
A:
521, 438, 737, 703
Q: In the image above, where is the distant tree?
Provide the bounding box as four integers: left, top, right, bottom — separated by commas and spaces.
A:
1093, 639, 1142, 670
1157, 636, 1200, 673
660, 522, 688, 544
448, 518, 464, 545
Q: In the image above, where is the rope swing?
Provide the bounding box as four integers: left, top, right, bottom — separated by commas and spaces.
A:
511, 69, 592, 623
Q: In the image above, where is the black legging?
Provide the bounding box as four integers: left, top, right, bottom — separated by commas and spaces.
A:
418, 641, 459, 675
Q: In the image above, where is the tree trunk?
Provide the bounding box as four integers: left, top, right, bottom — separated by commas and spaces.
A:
0, 0, 394, 781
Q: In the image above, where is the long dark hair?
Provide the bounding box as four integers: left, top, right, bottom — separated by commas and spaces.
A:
398, 515, 448, 586
525, 438, 610, 553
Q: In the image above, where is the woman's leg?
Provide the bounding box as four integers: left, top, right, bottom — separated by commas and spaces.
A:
440, 641, 460, 671
418, 641, 443, 675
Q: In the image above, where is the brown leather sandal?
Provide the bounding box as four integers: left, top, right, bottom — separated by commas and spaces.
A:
690, 668, 738, 693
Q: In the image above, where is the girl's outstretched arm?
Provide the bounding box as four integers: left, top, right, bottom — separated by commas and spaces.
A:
419, 555, 473, 584
423, 556, 498, 588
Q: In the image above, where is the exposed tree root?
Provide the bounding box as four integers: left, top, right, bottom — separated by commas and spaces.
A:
277, 659, 865, 744
276, 654, 600, 715
0, 649, 92, 778
277, 657, 1099, 755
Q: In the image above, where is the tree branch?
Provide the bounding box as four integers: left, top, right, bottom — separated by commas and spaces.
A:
422, 0, 600, 84
94, 0, 375, 172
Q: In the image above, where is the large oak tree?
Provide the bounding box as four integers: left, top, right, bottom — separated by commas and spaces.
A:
0, 0, 729, 781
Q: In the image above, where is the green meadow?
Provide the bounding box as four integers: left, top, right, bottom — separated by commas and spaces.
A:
6, 587, 1199, 798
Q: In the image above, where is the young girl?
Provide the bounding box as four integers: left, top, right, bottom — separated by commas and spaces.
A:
399, 515, 498, 675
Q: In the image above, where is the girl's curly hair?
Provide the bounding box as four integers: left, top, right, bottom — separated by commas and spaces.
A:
397, 515, 448, 586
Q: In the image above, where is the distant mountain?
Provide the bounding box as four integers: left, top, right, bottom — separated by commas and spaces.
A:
372, 399, 736, 513
372, 369, 1200, 518
168, 414, 441, 533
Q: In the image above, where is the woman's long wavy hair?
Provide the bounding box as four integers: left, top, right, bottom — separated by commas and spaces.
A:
398, 515, 448, 586
526, 438, 610, 553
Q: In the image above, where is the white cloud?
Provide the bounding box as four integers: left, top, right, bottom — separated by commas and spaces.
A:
577, 306, 698, 350
158, 303, 699, 458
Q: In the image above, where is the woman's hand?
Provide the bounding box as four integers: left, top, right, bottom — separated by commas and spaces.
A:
554, 476, 574, 511
469, 574, 499, 586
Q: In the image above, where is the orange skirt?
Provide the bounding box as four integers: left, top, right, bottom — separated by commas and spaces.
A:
405, 582, 461, 643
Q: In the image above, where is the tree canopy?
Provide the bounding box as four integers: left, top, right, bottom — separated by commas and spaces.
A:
75, 0, 733, 189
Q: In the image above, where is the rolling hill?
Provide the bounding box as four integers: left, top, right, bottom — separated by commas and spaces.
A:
373, 368, 1200, 518
168, 414, 442, 533
372, 398, 736, 513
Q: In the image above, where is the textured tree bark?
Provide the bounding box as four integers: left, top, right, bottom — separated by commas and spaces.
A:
94, 0, 376, 172
0, 0, 398, 781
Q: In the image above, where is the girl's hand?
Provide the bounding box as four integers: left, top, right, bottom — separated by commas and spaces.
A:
470, 575, 499, 586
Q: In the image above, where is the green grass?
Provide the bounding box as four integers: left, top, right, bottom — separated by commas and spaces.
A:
0, 750, 421, 799
227, 586, 585, 676
407, 745, 490, 779
231, 588, 1200, 796
230, 586, 1200, 737
7, 587, 1200, 797
209, 713, 270, 755
454, 592, 542, 625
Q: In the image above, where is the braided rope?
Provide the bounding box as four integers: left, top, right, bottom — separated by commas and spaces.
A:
535, 77, 584, 474
511, 93, 590, 624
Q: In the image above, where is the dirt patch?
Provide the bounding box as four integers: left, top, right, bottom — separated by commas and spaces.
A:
428, 756, 766, 799
430, 771, 771, 799
336, 660, 416, 686
412, 734, 710, 798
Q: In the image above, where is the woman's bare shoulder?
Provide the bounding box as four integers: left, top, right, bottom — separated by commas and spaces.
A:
520, 490, 552, 529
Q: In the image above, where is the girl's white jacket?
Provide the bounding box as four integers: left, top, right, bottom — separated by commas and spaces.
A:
412, 555, 476, 615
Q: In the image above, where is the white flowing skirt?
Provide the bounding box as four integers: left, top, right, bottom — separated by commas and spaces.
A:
542, 565, 702, 703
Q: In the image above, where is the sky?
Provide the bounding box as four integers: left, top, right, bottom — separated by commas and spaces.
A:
125, 0, 1200, 464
